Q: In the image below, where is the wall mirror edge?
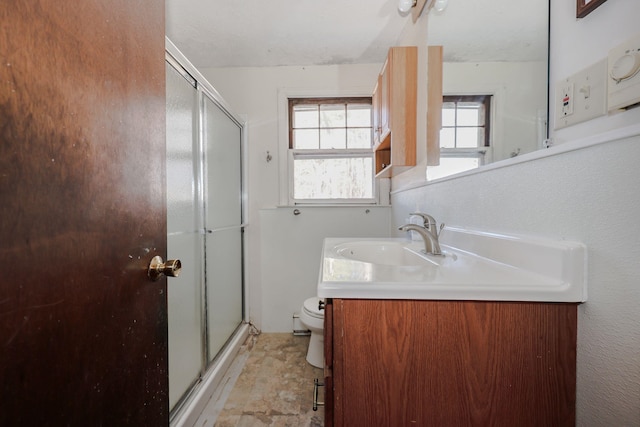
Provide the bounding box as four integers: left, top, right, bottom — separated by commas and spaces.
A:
423, 0, 550, 181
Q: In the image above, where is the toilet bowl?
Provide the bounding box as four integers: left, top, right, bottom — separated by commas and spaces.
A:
299, 297, 324, 368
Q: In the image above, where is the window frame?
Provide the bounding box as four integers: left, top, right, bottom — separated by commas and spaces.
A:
288, 97, 373, 150
282, 94, 378, 206
427, 94, 494, 180
440, 94, 493, 163
441, 94, 491, 149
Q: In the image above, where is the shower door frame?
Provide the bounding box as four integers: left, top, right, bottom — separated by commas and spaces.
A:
165, 38, 250, 426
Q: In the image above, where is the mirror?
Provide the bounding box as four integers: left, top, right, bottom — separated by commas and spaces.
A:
425, 0, 549, 180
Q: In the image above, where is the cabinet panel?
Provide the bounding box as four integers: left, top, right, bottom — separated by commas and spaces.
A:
426, 46, 443, 166
334, 299, 437, 426
372, 47, 417, 177
329, 299, 577, 426
323, 299, 334, 427
372, 75, 382, 145
380, 59, 390, 142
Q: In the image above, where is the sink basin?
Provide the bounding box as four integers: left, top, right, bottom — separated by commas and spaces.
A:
317, 228, 587, 302
334, 240, 442, 267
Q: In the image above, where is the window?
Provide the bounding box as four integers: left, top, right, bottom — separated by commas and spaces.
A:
441, 95, 490, 149
288, 97, 375, 203
428, 95, 492, 180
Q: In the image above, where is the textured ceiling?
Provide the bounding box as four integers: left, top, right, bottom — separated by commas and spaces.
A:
426, 0, 548, 62
165, 0, 548, 69
165, 0, 407, 68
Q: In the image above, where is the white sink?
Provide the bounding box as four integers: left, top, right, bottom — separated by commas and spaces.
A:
334, 240, 445, 267
317, 227, 587, 302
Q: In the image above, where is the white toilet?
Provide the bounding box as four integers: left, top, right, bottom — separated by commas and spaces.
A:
299, 297, 324, 368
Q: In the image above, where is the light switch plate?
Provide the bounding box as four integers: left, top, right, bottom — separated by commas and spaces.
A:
555, 59, 608, 129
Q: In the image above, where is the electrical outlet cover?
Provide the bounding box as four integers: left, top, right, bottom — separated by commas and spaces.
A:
555, 60, 608, 129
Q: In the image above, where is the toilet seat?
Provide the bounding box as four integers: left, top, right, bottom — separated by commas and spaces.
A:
302, 297, 324, 319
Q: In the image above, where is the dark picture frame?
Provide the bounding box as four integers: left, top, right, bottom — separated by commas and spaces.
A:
577, 0, 607, 18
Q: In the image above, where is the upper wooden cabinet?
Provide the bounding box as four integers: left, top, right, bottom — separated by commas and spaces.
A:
372, 46, 417, 177
371, 74, 383, 146
373, 60, 390, 145
426, 45, 443, 166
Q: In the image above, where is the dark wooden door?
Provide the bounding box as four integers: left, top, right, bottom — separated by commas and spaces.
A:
0, 1, 168, 425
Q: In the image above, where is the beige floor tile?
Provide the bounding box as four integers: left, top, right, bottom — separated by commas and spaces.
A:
197, 333, 325, 427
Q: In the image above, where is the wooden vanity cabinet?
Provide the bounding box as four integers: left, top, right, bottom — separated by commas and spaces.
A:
372, 46, 417, 177
323, 298, 334, 425
323, 298, 577, 427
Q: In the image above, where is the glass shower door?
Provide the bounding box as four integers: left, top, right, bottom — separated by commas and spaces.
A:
202, 94, 244, 361
165, 48, 246, 416
166, 61, 204, 410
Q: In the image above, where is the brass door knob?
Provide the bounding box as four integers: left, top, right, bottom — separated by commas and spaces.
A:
148, 255, 182, 281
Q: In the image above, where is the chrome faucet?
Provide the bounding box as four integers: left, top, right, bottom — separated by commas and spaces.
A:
398, 223, 443, 256
409, 212, 438, 233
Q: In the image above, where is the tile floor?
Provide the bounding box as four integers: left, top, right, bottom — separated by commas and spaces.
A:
194, 333, 325, 427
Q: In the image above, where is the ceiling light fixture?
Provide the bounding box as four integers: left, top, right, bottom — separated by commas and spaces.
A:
398, 0, 449, 16
432, 0, 448, 13
397, 0, 417, 14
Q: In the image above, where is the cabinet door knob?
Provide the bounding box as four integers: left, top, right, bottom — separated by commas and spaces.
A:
318, 300, 325, 311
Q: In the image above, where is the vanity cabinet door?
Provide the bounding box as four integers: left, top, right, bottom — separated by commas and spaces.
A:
329, 299, 577, 426
332, 299, 437, 426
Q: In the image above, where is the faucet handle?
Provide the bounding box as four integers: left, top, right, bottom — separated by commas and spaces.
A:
409, 213, 437, 230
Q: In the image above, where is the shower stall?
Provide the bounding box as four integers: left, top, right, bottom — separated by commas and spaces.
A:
165, 39, 248, 424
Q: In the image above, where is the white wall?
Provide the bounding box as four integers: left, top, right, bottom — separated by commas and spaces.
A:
389, 1, 640, 425
550, 0, 640, 144
259, 206, 390, 332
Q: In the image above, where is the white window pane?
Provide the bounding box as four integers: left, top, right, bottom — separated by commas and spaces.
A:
347, 128, 372, 149
320, 128, 346, 149
293, 157, 373, 199
347, 104, 372, 127
442, 104, 456, 126
440, 128, 455, 148
320, 104, 346, 128
457, 105, 480, 126
293, 105, 318, 128
456, 128, 482, 148
293, 129, 319, 149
